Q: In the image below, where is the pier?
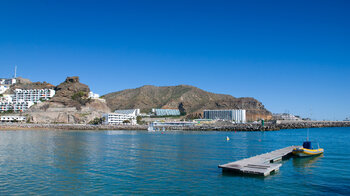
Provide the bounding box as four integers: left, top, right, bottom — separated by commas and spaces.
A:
218, 146, 301, 176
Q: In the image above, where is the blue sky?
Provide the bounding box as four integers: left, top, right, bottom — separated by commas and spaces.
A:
0, 0, 349, 120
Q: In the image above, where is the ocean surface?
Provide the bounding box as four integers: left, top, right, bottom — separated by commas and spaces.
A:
0, 127, 349, 195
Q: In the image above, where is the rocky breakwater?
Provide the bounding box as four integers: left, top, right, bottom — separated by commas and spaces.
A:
274, 120, 350, 130
157, 121, 350, 131
25, 76, 110, 124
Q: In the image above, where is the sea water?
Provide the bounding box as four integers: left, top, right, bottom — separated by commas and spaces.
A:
0, 127, 349, 195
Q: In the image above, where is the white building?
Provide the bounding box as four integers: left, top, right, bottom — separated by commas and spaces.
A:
103, 113, 137, 125
13, 89, 55, 103
0, 94, 13, 102
273, 113, 302, 121
114, 109, 140, 117
0, 78, 16, 94
0, 115, 26, 122
203, 109, 246, 123
0, 101, 34, 112
151, 121, 196, 127
0, 88, 55, 112
88, 92, 100, 99
0, 86, 9, 94
0, 78, 16, 86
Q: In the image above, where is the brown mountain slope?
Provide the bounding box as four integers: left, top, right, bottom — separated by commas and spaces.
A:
103, 85, 272, 121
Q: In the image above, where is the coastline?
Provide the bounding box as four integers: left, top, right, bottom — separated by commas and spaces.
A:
1, 121, 350, 131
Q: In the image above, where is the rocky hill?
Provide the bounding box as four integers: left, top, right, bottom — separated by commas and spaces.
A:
103, 85, 272, 121
26, 77, 110, 124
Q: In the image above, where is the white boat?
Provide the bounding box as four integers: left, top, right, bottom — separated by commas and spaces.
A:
148, 123, 155, 132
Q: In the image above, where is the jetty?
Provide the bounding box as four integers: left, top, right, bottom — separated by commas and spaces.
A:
218, 146, 301, 176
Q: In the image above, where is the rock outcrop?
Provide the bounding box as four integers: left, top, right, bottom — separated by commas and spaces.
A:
26, 76, 110, 124
103, 85, 272, 121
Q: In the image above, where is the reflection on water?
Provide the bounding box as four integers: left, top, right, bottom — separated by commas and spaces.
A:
293, 154, 323, 168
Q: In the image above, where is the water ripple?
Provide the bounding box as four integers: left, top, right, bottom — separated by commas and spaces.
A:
0, 128, 349, 195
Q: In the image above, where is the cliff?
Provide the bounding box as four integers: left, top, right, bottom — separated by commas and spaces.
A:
103, 85, 272, 121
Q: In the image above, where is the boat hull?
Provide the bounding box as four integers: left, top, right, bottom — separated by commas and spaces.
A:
292, 148, 324, 157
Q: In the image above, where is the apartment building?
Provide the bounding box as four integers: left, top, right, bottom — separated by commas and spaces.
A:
13, 89, 55, 103
0, 101, 34, 112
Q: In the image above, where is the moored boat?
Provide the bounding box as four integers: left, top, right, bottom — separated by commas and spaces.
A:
292, 141, 324, 157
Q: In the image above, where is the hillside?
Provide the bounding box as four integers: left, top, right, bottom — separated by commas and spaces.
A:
103, 85, 272, 121
4, 77, 55, 94
26, 76, 110, 124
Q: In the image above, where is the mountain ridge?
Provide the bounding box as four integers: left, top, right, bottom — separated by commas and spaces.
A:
103, 84, 272, 121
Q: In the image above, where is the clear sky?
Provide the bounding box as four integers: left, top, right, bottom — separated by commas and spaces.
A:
0, 0, 349, 120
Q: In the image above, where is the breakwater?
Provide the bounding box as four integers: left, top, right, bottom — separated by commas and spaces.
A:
0, 123, 148, 130
152, 121, 350, 131
1, 121, 350, 131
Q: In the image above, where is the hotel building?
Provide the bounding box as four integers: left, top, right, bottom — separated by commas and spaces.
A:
0, 101, 34, 112
203, 109, 246, 123
103, 113, 137, 125
13, 89, 56, 103
0, 115, 26, 122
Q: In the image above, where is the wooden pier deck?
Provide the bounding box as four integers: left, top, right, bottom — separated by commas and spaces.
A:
218, 146, 301, 176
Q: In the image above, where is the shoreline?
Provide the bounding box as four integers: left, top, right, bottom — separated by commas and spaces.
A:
1, 121, 350, 131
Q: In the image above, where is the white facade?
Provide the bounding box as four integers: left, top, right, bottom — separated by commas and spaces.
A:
0, 101, 34, 112
0, 78, 16, 86
13, 89, 55, 103
88, 92, 100, 99
203, 109, 246, 123
0, 86, 9, 94
0, 78, 16, 94
0, 115, 26, 122
103, 113, 137, 125
232, 109, 246, 123
0, 94, 13, 102
273, 113, 302, 121
0, 88, 55, 112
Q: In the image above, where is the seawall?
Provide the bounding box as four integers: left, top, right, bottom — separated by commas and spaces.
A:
0, 123, 148, 130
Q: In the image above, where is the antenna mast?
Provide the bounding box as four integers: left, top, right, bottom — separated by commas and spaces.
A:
14, 65, 17, 78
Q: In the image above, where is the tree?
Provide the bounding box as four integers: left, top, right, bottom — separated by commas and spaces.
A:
136, 116, 142, 124
123, 120, 130, 124
88, 117, 104, 125
71, 91, 91, 105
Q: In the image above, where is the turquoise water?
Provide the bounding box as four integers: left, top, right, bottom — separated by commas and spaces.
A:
0, 128, 349, 195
